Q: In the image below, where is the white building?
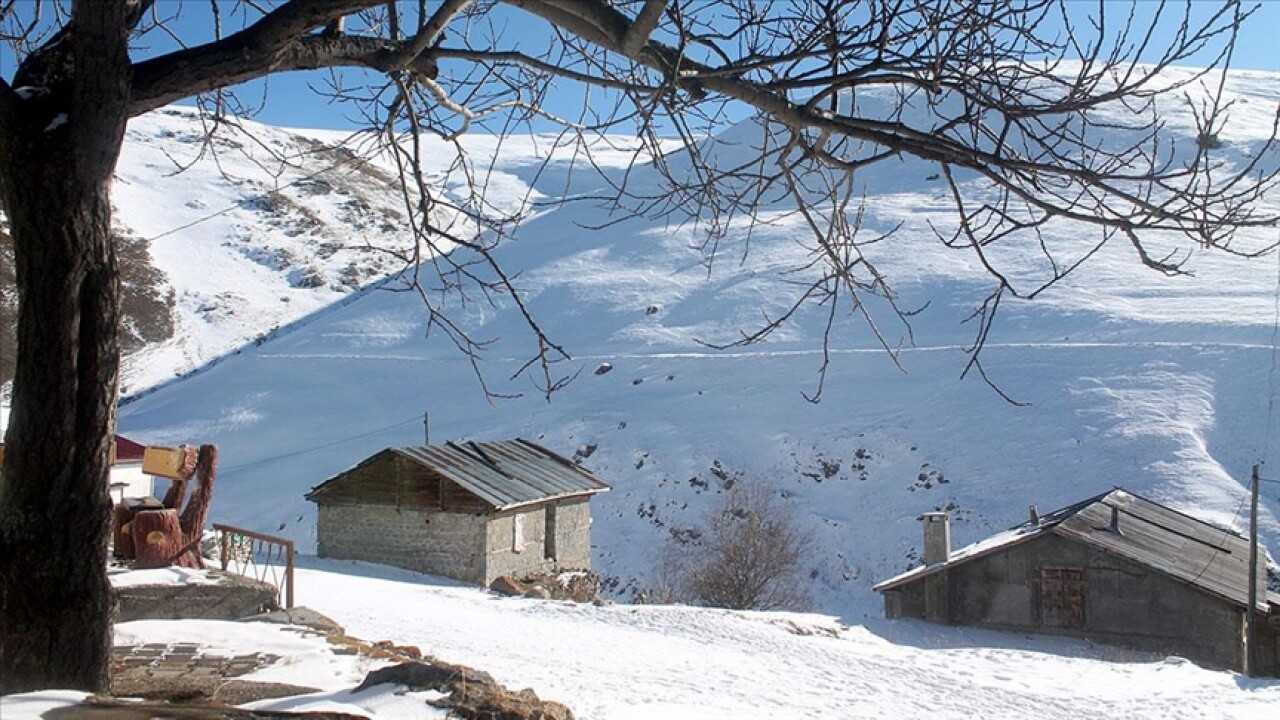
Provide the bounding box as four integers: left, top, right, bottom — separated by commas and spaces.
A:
1, 405, 155, 501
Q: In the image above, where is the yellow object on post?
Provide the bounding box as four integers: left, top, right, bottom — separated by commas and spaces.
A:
142, 445, 188, 479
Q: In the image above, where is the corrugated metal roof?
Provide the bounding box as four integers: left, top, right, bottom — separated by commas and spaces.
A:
392, 438, 609, 510
875, 488, 1267, 611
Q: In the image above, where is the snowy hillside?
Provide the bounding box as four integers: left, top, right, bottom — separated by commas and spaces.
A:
105, 109, 455, 393
114, 67, 1280, 619
3, 107, 599, 395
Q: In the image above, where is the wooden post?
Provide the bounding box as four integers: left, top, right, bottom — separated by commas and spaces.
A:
285, 540, 295, 609
1246, 463, 1260, 677
219, 528, 229, 571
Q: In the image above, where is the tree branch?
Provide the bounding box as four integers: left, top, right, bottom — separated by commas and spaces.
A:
387, 0, 473, 67
130, 32, 440, 117
128, 0, 386, 116
505, 0, 1278, 239
434, 47, 658, 92
623, 0, 667, 56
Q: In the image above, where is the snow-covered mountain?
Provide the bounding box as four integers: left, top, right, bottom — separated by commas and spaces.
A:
107, 108, 452, 394
93, 67, 1280, 617
0, 108, 416, 394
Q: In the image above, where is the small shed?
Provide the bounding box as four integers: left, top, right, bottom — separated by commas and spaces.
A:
306, 439, 610, 586
874, 488, 1280, 675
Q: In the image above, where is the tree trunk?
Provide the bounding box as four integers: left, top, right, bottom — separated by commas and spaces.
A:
176, 445, 218, 569
179, 447, 217, 531
161, 475, 190, 510
0, 2, 132, 694
132, 509, 186, 570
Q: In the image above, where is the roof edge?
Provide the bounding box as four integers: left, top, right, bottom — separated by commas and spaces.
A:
494, 486, 611, 512
304, 447, 399, 502
873, 529, 1045, 592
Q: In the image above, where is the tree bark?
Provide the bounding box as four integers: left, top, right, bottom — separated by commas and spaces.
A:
175, 445, 218, 568
0, 1, 132, 695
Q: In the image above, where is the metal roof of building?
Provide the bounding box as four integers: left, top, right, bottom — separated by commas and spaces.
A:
391, 439, 609, 510
874, 488, 1268, 612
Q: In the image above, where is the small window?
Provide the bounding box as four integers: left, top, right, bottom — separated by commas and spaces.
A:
513, 513, 525, 553
544, 505, 558, 560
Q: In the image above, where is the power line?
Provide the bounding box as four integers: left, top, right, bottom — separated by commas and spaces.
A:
219, 414, 422, 473
140, 156, 351, 243
1263, 241, 1280, 461
1184, 489, 1253, 588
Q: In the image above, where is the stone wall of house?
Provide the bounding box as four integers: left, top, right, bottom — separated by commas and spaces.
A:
484, 506, 553, 585
887, 533, 1246, 671
482, 497, 594, 585
316, 503, 487, 585
1255, 607, 1280, 677
549, 497, 593, 570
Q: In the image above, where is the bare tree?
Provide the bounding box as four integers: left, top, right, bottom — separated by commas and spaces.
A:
662, 483, 815, 611
0, 0, 1276, 693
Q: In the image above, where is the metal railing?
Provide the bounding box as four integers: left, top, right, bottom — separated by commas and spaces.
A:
212, 523, 295, 608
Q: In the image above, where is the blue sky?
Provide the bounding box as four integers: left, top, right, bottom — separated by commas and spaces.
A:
162, 0, 1280, 132
3, 1, 1277, 131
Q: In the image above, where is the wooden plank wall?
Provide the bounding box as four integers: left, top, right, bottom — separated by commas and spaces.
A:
440, 473, 490, 513
392, 454, 443, 509
312, 450, 492, 514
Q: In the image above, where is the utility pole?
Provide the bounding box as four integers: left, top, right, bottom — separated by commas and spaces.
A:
1246, 462, 1259, 678
423, 410, 430, 446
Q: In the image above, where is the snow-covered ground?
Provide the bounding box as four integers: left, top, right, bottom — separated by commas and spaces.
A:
7, 560, 1276, 719
291, 560, 1280, 720
116, 618, 447, 718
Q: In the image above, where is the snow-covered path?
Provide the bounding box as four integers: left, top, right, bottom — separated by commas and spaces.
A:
297, 561, 1280, 720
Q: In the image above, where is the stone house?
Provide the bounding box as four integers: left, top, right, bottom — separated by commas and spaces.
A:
306, 439, 610, 586
874, 488, 1280, 676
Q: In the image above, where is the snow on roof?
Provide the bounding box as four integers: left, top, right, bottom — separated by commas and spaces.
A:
874, 488, 1268, 611
872, 523, 1050, 591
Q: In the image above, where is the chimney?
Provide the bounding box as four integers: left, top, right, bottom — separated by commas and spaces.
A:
1108, 505, 1121, 534
1029, 504, 1040, 524
922, 512, 951, 565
